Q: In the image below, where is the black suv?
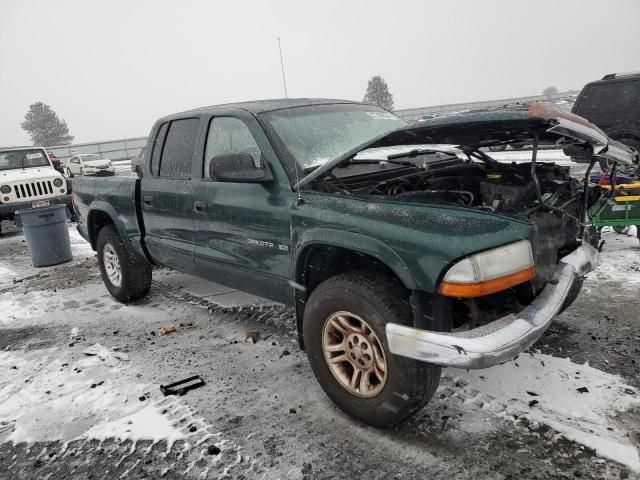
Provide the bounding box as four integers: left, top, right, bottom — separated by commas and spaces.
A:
572, 72, 640, 169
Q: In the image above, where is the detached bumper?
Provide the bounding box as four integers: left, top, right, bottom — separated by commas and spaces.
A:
386, 243, 599, 369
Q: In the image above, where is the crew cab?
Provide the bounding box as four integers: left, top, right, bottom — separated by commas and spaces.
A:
0, 146, 73, 233
72, 99, 637, 427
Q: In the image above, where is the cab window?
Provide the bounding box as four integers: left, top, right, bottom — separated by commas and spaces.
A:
204, 117, 262, 177
155, 118, 199, 178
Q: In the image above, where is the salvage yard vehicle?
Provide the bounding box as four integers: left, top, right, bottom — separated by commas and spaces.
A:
65, 153, 115, 177
572, 71, 640, 171
0, 146, 72, 234
72, 99, 638, 427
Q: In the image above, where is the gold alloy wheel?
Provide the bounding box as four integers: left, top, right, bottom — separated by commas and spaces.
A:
322, 311, 387, 398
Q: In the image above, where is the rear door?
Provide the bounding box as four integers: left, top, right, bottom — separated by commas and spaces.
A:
141, 117, 201, 270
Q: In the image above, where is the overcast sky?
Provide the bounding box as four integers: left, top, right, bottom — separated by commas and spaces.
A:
1, 0, 639, 145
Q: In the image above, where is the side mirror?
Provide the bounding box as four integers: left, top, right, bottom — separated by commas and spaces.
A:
209, 153, 273, 183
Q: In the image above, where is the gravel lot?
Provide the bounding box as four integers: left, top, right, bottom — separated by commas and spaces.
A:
0, 209, 639, 479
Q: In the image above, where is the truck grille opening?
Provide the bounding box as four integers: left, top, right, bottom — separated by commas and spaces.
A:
13, 181, 54, 199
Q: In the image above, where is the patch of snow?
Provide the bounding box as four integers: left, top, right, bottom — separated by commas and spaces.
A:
449, 352, 640, 471
84, 403, 184, 447
0, 348, 173, 445
592, 228, 640, 284
68, 225, 94, 258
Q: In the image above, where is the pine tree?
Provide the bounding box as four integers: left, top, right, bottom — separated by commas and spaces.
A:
21, 102, 74, 147
542, 86, 558, 100
362, 76, 394, 110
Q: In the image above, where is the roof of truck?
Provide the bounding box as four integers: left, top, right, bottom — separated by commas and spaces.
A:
180, 98, 363, 116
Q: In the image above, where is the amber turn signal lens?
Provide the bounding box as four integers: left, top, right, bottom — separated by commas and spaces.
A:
439, 266, 535, 298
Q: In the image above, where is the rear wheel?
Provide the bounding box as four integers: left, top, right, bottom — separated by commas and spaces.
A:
97, 225, 151, 303
613, 226, 627, 234
65, 167, 74, 178
303, 272, 441, 427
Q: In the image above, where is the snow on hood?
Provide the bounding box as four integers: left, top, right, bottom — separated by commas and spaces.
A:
0, 166, 62, 183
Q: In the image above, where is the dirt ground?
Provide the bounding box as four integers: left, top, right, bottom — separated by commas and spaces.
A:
0, 219, 639, 480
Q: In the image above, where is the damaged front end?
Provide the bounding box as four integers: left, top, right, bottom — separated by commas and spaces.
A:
300, 102, 638, 368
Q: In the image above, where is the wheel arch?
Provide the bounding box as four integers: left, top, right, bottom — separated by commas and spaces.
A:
86, 202, 136, 257
291, 230, 418, 349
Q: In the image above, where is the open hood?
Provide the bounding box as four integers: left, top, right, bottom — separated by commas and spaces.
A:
294, 102, 639, 189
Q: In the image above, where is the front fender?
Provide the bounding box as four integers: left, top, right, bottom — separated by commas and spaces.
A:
291, 228, 417, 289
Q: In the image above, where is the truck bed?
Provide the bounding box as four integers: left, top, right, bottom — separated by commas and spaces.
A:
72, 176, 147, 260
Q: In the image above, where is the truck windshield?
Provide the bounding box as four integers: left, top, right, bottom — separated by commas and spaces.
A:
0, 149, 50, 171
260, 104, 405, 169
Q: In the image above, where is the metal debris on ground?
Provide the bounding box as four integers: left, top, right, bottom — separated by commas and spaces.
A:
160, 375, 205, 396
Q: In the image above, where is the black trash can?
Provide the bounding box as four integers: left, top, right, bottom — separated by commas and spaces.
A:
16, 204, 73, 267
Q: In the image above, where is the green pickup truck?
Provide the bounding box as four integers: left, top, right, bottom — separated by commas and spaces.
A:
73, 99, 637, 427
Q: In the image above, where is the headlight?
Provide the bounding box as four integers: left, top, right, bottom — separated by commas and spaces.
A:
53, 178, 63, 187
439, 240, 535, 298
0, 185, 10, 194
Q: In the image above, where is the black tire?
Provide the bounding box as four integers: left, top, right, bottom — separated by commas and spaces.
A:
66, 167, 74, 178
96, 225, 151, 303
510, 142, 525, 150
303, 272, 441, 427
613, 226, 627, 234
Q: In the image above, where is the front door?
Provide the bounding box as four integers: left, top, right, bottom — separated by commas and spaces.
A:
141, 117, 200, 271
192, 115, 294, 304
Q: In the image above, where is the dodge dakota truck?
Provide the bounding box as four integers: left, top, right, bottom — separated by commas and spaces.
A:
73, 99, 637, 426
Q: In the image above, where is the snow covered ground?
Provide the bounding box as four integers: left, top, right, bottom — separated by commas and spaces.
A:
0, 221, 639, 478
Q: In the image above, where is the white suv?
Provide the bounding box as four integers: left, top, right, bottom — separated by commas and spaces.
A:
0, 147, 73, 231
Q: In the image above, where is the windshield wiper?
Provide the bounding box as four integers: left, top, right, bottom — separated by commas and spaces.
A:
349, 158, 418, 166
386, 148, 458, 160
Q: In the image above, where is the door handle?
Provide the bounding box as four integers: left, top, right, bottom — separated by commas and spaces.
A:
193, 200, 208, 212
143, 195, 153, 206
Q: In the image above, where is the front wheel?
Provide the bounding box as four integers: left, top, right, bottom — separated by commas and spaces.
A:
303, 272, 441, 427
97, 225, 151, 303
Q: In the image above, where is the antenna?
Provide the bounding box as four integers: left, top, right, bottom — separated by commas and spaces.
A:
277, 37, 288, 98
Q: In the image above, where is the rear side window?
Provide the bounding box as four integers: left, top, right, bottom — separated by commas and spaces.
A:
150, 122, 168, 176
579, 81, 640, 115
159, 118, 199, 178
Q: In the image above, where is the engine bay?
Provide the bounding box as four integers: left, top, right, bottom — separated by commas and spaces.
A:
310, 150, 592, 290
311, 152, 584, 221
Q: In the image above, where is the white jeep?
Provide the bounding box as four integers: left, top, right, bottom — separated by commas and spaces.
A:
0, 147, 73, 233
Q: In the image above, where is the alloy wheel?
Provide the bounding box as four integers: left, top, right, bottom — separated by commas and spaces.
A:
103, 243, 122, 287
322, 311, 387, 398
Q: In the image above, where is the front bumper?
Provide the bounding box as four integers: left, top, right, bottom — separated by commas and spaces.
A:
84, 168, 115, 176
386, 243, 599, 369
0, 194, 74, 219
